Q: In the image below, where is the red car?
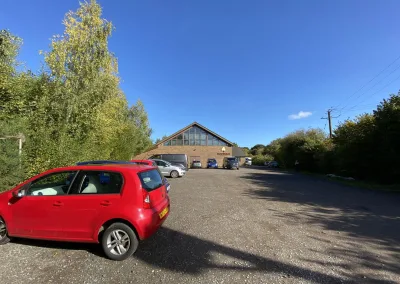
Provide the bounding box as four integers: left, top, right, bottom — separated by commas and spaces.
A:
0, 164, 170, 261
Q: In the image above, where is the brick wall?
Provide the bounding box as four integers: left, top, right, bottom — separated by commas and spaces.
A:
133, 144, 233, 168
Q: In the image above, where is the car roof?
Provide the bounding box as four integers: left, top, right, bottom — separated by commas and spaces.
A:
46, 163, 155, 174
76, 160, 136, 165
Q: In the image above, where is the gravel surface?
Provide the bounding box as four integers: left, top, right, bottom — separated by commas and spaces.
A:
1, 168, 399, 284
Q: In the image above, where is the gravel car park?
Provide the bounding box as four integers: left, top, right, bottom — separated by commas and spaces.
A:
1, 168, 399, 283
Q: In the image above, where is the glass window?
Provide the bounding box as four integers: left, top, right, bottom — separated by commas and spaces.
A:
176, 134, 183, 140
176, 139, 183, 145
195, 139, 200, 145
200, 139, 206, 145
68, 171, 123, 195
138, 170, 163, 192
195, 133, 200, 139
189, 127, 195, 134
189, 133, 194, 141
164, 140, 171, 146
171, 139, 176, 146
190, 140, 195, 145
184, 140, 189, 145
27, 171, 77, 196
183, 132, 189, 140
155, 160, 167, 167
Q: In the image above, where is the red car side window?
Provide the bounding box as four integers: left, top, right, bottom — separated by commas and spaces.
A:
68, 171, 123, 195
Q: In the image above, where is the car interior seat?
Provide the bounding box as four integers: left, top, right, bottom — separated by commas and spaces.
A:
81, 175, 102, 194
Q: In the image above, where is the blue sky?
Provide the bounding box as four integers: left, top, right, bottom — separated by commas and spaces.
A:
1, 0, 400, 147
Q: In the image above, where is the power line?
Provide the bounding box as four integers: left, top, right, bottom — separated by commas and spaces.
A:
340, 104, 377, 114
355, 72, 400, 106
340, 63, 400, 111
334, 54, 400, 109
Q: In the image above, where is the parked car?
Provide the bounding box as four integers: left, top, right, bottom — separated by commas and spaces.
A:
223, 157, 240, 170
192, 160, 202, 169
130, 160, 170, 192
244, 157, 252, 166
151, 158, 186, 178
0, 163, 170, 261
131, 159, 157, 167
207, 158, 218, 169
149, 154, 189, 171
267, 161, 279, 168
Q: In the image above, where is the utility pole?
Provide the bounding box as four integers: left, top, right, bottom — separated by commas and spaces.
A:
322, 109, 337, 139
328, 109, 332, 139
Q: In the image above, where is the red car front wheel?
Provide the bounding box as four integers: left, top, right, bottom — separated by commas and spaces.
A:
0, 218, 10, 245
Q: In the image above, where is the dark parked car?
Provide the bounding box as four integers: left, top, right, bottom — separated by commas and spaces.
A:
267, 161, 279, 168
222, 157, 239, 170
207, 158, 218, 169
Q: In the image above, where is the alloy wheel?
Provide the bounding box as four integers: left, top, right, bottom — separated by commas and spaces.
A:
106, 229, 131, 256
0, 220, 7, 239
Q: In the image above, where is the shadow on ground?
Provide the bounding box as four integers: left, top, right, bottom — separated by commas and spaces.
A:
240, 170, 400, 281
11, 237, 104, 257
10, 225, 396, 283
135, 227, 358, 283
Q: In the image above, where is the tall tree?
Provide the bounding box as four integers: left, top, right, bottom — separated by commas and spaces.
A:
24, 0, 136, 175
127, 100, 153, 157
0, 30, 26, 191
373, 93, 400, 182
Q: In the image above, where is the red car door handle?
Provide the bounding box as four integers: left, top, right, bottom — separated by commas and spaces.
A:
53, 201, 63, 207
100, 201, 111, 206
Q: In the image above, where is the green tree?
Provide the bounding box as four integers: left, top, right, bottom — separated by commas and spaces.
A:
273, 128, 329, 171
0, 30, 27, 191
127, 99, 153, 157
372, 93, 400, 182
333, 114, 376, 179
23, 0, 152, 175
154, 135, 169, 145
250, 144, 265, 156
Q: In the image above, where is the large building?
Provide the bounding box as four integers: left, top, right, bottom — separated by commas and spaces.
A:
134, 122, 246, 167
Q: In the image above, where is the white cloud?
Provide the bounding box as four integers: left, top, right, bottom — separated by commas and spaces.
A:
288, 111, 312, 120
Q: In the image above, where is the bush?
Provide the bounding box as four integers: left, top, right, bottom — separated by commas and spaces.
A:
252, 154, 274, 166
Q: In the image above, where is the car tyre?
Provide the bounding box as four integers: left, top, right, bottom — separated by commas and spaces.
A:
0, 218, 11, 245
101, 222, 138, 261
170, 170, 179, 178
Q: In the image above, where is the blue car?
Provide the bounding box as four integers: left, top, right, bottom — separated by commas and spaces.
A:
207, 158, 218, 169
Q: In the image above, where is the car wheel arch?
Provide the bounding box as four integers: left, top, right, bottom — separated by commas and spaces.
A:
97, 218, 140, 243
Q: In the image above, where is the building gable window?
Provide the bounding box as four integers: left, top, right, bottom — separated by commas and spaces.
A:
163, 126, 227, 146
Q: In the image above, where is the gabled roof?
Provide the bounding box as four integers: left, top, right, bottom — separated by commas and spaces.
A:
156, 122, 234, 146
